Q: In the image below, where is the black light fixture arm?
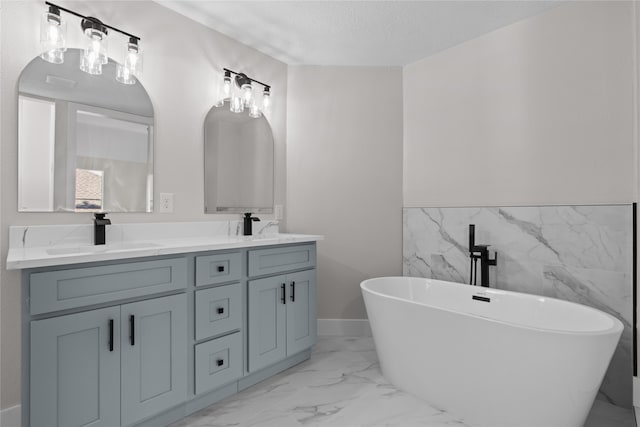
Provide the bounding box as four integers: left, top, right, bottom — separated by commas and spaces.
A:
45, 1, 140, 42
223, 67, 271, 90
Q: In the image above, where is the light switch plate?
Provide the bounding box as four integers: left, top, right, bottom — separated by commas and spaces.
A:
275, 204, 284, 220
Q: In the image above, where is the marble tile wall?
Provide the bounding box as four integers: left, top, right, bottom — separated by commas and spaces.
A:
402, 205, 633, 408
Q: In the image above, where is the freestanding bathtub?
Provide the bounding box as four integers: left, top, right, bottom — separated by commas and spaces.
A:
361, 277, 623, 427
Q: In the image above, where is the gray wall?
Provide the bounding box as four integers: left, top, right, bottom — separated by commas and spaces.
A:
286, 66, 404, 319
0, 0, 287, 410
403, 1, 635, 207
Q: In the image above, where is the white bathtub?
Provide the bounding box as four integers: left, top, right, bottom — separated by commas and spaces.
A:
360, 276, 623, 427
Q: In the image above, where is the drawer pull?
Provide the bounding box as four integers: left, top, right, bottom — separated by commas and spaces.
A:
216, 359, 224, 367
108, 319, 114, 352
217, 307, 225, 314
290, 281, 296, 302
217, 265, 225, 273
281, 283, 286, 304
129, 315, 135, 346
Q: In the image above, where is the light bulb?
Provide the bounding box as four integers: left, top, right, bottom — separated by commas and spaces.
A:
40, 6, 66, 64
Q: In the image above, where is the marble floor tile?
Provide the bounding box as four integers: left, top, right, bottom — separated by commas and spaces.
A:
171, 337, 635, 427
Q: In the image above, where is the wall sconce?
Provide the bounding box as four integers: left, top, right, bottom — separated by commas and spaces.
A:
222, 68, 272, 118
39, 1, 143, 84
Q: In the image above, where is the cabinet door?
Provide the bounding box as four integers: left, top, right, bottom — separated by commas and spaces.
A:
121, 294, 187, 426
248, 275, 287, 372
286, 270, 317, 356
30, 306, 120, 427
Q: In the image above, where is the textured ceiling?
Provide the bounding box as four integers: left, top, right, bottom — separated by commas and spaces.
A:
157, 1, 561, 66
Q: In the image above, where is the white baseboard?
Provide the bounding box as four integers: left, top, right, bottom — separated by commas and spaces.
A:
0, 404, 21, 427
317, 319, 371, 337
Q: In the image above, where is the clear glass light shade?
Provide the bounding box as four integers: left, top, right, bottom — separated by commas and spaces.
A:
262, 89, 271, 112
80, 28, 108, 75
248, 100, 262, 118
116, 42, 142, 85
40, 11, 67, 64
80, 54, 103, 75
230, 96, 244, 113
222, 75, 232, 99
241, 83, 253, 106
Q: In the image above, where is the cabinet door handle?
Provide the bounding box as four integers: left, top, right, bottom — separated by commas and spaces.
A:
281, 283, 286, 304
216, 359, 224, 367
290, 281, 296, 302
217, 265, 225, 272
109, 319, 114, 352
217, 307, 225, 314
129, 315, 135, 346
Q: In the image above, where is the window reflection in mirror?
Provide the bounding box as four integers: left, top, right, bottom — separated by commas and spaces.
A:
17, 48, 154, 212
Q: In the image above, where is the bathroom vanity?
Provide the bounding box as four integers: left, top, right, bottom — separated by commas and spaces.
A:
7, 222, 321, 427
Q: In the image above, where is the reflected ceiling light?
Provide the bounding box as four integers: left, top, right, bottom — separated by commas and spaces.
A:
39, 2, 142, 84
221, 68, 272, 118
40, 4, 67, 64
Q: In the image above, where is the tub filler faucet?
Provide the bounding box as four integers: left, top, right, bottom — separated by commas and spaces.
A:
468, 224, 497, 287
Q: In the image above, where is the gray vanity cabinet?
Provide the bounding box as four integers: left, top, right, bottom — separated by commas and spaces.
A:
248, 269, 317, 372
247, 244, 317, 373
30, 306, 121, 427
30, 294, 186, 427
24, 242, 318, 427
121, 294, 187, 426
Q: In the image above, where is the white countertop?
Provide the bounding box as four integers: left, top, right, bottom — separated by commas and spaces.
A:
6, 221, 322, 270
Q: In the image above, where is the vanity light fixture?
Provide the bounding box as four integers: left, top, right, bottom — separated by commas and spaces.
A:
40, 2, 143, 83
40, 4, 67, 64
222, 68, 272, 117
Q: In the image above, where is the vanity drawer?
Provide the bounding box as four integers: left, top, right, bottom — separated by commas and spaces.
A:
29, 258, 187, 315
194, 332, 242, 395
195, 283, 242, 340
248, 244, 316, 277
195, 252, 241, 287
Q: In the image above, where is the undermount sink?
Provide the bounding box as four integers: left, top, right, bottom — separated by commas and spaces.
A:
46, 242, 161, 256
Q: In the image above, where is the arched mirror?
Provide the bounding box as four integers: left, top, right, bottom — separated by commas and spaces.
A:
18, 48, 154, 212
204, 100, 274, 213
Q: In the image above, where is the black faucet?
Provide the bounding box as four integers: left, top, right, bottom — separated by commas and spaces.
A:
468, 224, 497, 287
94, 213, 111, 245
243, 213, 260, 236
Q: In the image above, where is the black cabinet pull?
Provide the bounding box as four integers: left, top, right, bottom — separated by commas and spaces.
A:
290, 281, 296, 302
217, 265, 225, 272
129, 315, 135, 346
217, 307, 224, 314
216, 359, 224, 367
108, 319, 114, 352
281, 283, 286, 304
